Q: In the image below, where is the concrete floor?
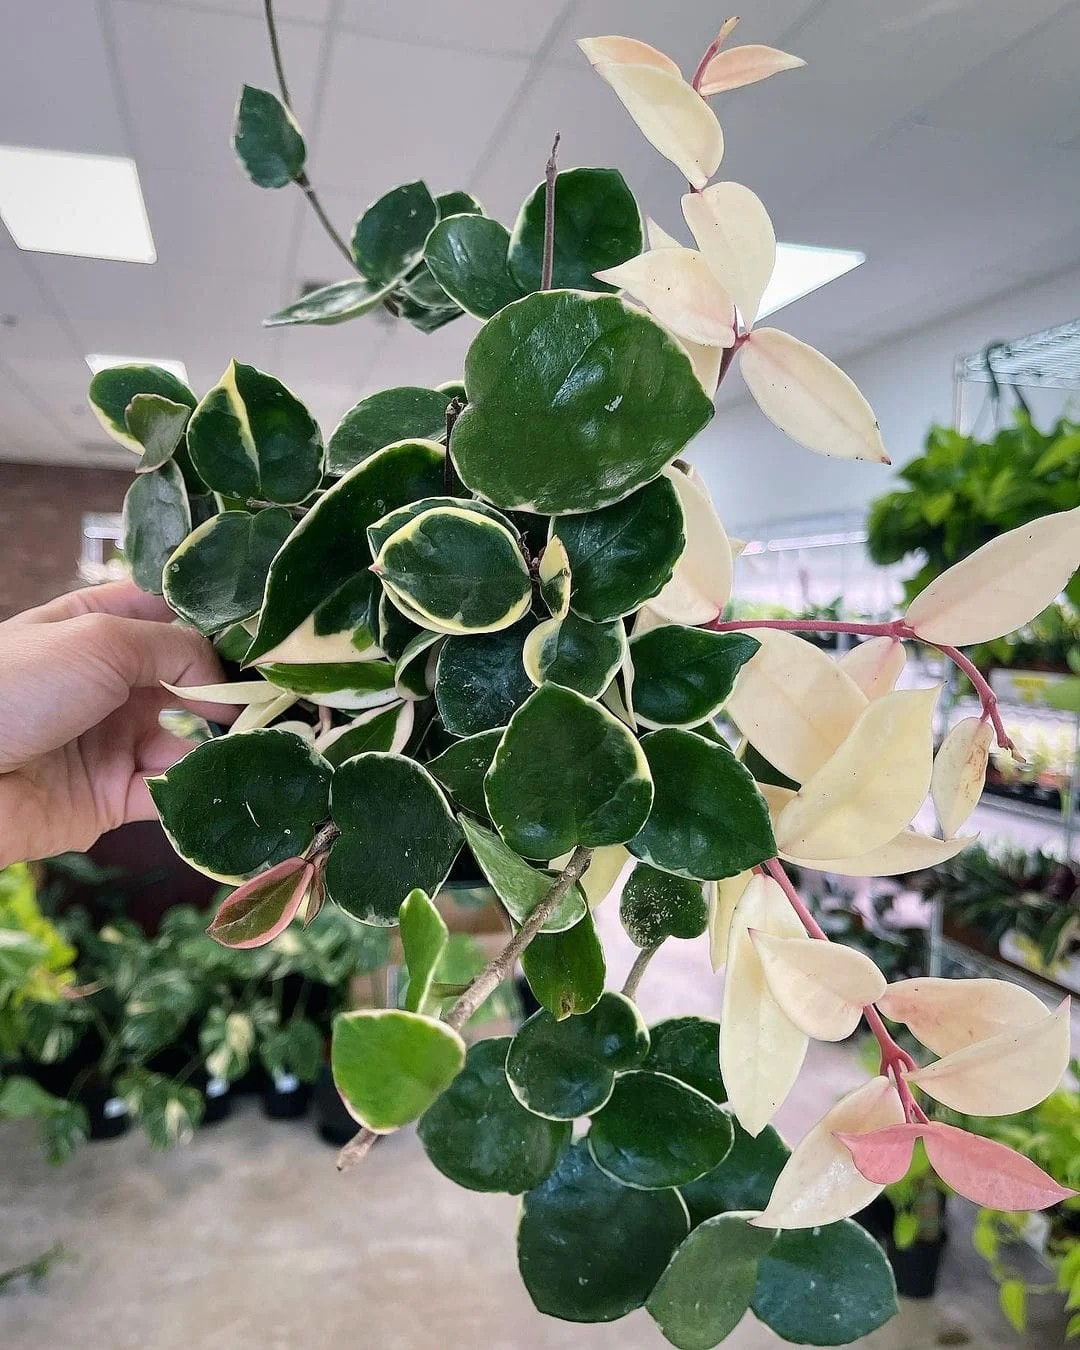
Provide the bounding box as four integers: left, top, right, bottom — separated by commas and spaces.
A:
0, 926, 1069, 1349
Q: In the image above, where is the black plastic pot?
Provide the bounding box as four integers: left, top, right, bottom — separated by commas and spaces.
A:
313, 1065, 356, 1145
185, 1070, 232, 1126
262, 1074, 312, 1120
80, 1081, 131, 1141
855, 1195, 947, 1300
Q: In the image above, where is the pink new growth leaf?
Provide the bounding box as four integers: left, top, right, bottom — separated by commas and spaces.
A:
207, 856, 313, 949
921, 1123, 1076, 1211
834, 1123, 923, 1185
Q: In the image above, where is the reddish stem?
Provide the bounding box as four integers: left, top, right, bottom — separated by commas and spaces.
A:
690, 19, 736, 92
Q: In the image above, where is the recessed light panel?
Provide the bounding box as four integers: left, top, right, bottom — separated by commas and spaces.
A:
758, 243, 864, 319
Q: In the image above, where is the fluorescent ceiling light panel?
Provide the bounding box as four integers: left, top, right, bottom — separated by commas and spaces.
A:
757, 243, 864, 319
0, 145, 156, 263
86, 354, 189, 384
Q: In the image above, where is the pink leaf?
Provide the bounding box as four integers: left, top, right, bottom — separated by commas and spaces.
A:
698, 44, 806, 96
207, 857, 313, 949
834, 1123, 925, 1184
921, 1123, 1076, 1212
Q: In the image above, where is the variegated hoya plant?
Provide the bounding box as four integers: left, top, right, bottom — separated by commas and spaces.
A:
85, 10, 1080, 1346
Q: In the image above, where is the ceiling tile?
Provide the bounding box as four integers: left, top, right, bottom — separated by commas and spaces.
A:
161, 0, 334, 21
337, 0, 565, 56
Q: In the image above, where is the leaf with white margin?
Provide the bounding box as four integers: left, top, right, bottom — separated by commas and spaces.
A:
578, 36, 681, 75
708, 870, 751, 969
228, 690, 297, 733
649, 468, 733, 624
582, 53, 724, 190
905, 999, 1071, 1115
721, 875, 808, 1136
739, 328, 890, 464
550, 844, 633, 910
726, 629, 867, 783
595, 249, 735, 348
752, 933, 886, 1041
878, 976, 1048, 1058
698, 44, 806, 96
781, 828, 975, 877
749, 1076, 904, 1230
775, 686, 938, 860
837, 637, 906, 701
538, 536, 571, 620
904, 506, 1080, 647
683, 183, 775, 328
932, 717, 993, 839
162, 679, 280, 706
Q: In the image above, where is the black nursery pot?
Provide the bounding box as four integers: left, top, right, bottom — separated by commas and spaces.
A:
80, 1081, 131, 1141
262, 1074, 312, 1120
313, 1065, 356, 1145
856, 1195, 948, 1300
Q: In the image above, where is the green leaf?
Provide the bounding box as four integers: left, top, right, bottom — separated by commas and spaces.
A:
680, 1119, 790, 1224
508, 167, 642, 293
393, 630, 442, 700
643, 1017, 726, 1104
517, 1141, 689, 1323
435, 619, 535, 737
351, 180, 438, 285
521, 910, 605, 1020
458, 816, 586, 933
327, 388, 450, 476
631, 628, 760, 729
246, 439, 444, 663
630, 729, 775, 880
751, 1220, 898, 1346
260, 659, 397, 711
88, 362, 196, 453
418, 1037, 570, 1192
505, 991, 648, 1119
233, 84, 305, 188
427, 729, 502, 816
451, 291, 713, 514
620, 864, 707, 946
375, 507, 532, 635
331, 1008, 465, 1132
367, 495, 516, 557
377, 591, 423, 661
398, 292, 461, 333
163, 506, 293, 634
317, 703, 412, 766
399, 888, 448, 1013
522, 612, 626, 698
117, 1068, 204, 1148
589, 1071, 733, 1189
186, 361, 323, 506
402, 260, 455, 310
436, 191, 483, 217
259, 1016, 323, 1083
123, 462, 191, 595
425, 215, 525, 319
538, 536, 571, 619
148, 729, 332, 881
554, 476, 686, 622
326, 752, 461, 924
999, 1279, 1028, 1334
125, 393, 190, 472
265, 277, 396, 328
647, 1213, 778, 1350
485, 685, 653, 860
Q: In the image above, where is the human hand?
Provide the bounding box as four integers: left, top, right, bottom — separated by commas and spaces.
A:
0, 581, 230, 866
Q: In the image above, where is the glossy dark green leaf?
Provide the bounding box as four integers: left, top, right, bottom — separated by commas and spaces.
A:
123, 462, 191, 594
261, 659, 397, 710
538, 536, 571, 618
555, 476, 686, 622
351, 180, 438, 284
451, 291, 713, 514
186, 361, 322, 505
264, 277, 396, 328
377, 591, 423, 662
163, 506, 293, 633
740, 740, 801, 792
399, 888, 448, 1013
425, 214, 525, 319
620, 864, 707, 946
508, 167, 642, 292
522, 612, 626, 698
233, 84, 305, 188
398, 293, 461, 333
317, 703, 412, 767
505, 991, 648, 1119
332, 1008, 465, 1132
89, 363, 196, 454
459, 816, 585, 933
427, 729, 501, 816
327, 388, 450, 476
630, 729, 775, 880
517, 1142, 689, 1323
643, 1017, 725, 1104
401, 260, 454, 310
326, 752, 461, 924
434, 619, 534, 737
486, 685, 653, 860
679, 1120, 790, 1225
147, 729, 331, 881
751, 1220, 898, 1346
419, 1037, 570, 1193
246, 439, 444, 663
520, 910, 605, 1020
126, 393, 190, 472
393, 630, 442, 700
436, 190, 483, 217
367, 494, 516, 557
647, 1213, 778, 1350
631, 629, 760, 729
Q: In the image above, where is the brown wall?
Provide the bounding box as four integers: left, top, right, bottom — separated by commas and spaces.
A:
0, 461, 129, 620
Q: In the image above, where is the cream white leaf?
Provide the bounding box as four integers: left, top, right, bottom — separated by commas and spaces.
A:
161, 679, 279, 705
577, 35, 681, 76
595, 248, 736, 347
645, 216, 683, 250
726, 629, 867, 783
698, 44, 806, 96
721, 875, 808, 1136
878, 976, 1049, 1058
682, 182, 776, 328
750, 1077, 904, 1230
931, 717, 993, 839
904, 507, 1080, 647
780, 828, 976, 877
648, 469, 733, 624
228, 690, 298, 734
836, 636, 906, 701
739, 328, 890, 464
708, 869, 752, 970
751, 932, 886, 1041
775, 686, 938, 860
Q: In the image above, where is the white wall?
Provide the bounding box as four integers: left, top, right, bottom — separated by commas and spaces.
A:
694, 262, 1080, 537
